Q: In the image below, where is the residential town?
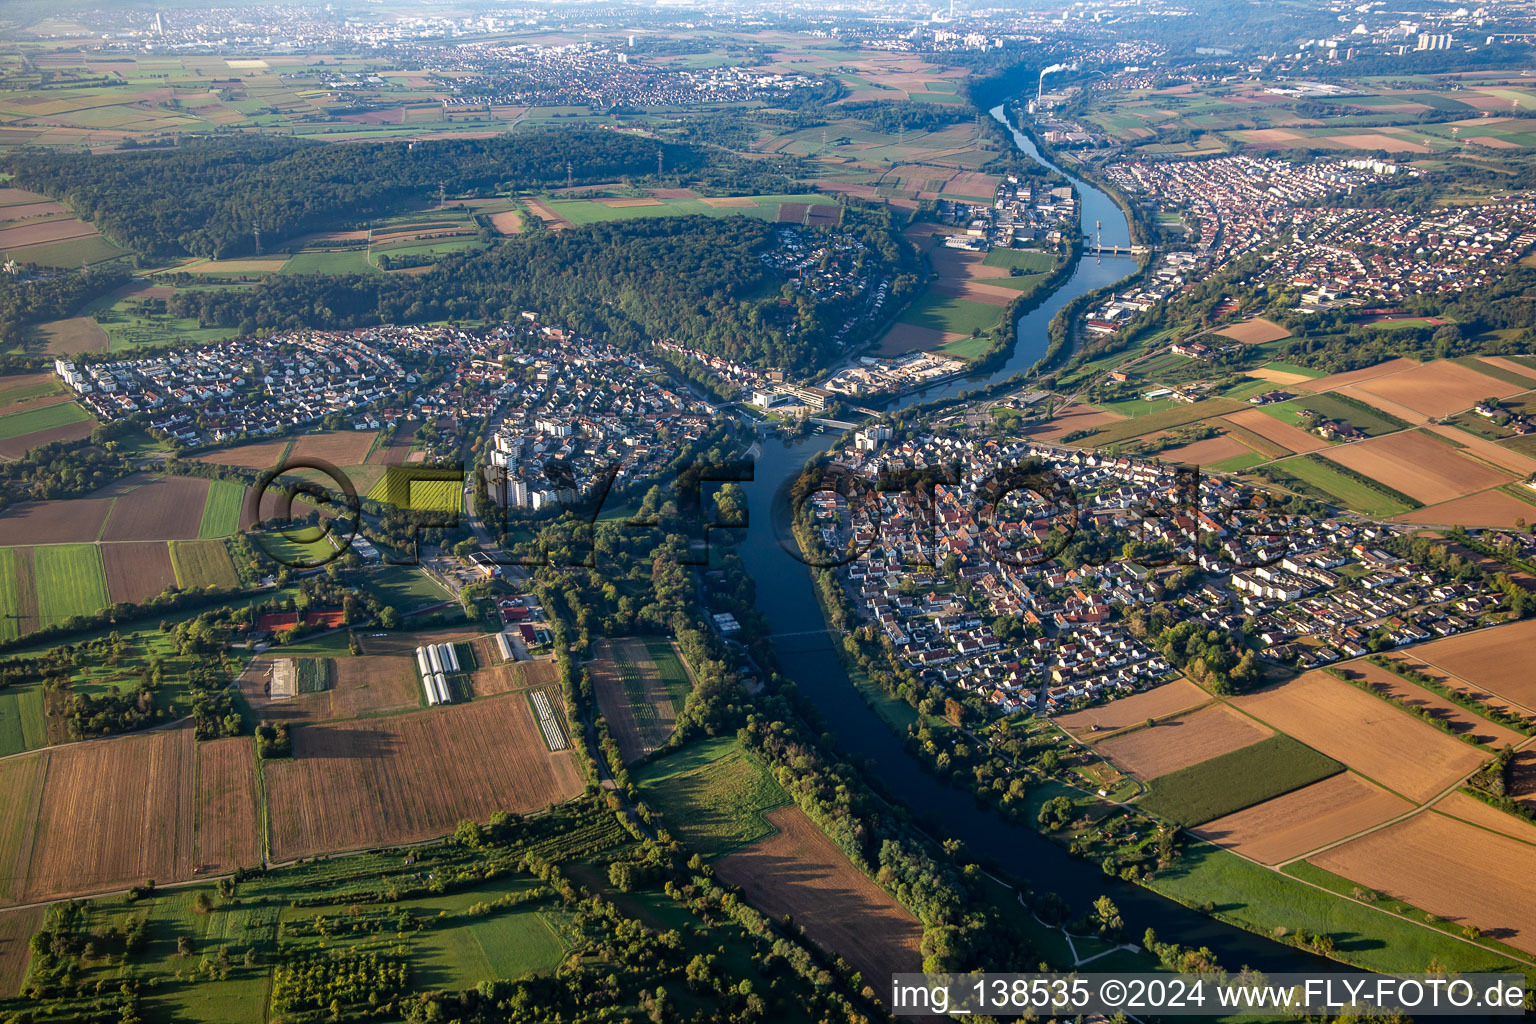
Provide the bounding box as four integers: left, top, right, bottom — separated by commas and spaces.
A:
807, 425, 1508, 715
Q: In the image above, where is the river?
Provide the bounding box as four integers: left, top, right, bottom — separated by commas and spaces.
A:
731, 101, 1329, 971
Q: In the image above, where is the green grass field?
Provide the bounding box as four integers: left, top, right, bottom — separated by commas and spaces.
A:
1081, 399, 1245, 446
0, 400, 89, 441
0, 378, 62, 408
32, 543, 109, 628
1276, 455, 1416, 516
280, 249, 381, 275
981, 249, 1056, 272
940, 334, 997, 360
251, 526, 337, 567
0, 547, 18, 642
198, 479, 245, 539
1147, 842, 1521, 975
635, 736, 791, 858
642, 638, 693, 713
1137, 734, 1343, 825
544, 193, 832, 226
1208, 452, 1268, 473
169, 539, 240, 589
897, 291, 1004, 337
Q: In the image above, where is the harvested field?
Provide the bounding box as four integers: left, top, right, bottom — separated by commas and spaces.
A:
648, 187, 698, 199
599, 197, 663, 208
1435, 791, 1536, 846
0, 906, 42, 997
1156, 434, 1255, 466
1337, 660, 1526, 748
195, 438, 289, 471
169, 538, 238, 589
1246, 367, 1317, 386
714, 806, 924, 983
264, 697, 584, 860
1347, 359, 1522, 419
1138, 734, 1343, 826
487, 210, 522, 234
35, 316, 108, 354
1055, 678, 1210, 737
1396, 489, 1536, 528
1306, 358, 1421, 392
1195, 772, 1412, 865
1321, 431, 1511, 506
99, 474, 210, 541
1408, 618, 1536, 709
0, 496, 114, 544
1331, 384, 1429, 426
0, 218, 97, 249
193, 737, 261, 874
1335, 133, 1431, 153
1221, 408, 1328, 454
101, 541, 176, 603
699, 196, 757, 208
239, 655, 421, 724
1232, 671, 1487, 803
1214, 318, 1292, 344
929, 279, 1016, 304
22, 725, 196, 901
523, 199, 569, 229
591, 638, 682, 763
1098, 704, 1272, 779
0, 418, 94, 458
1311, 812, 1536, 954
289, 429, 378, 467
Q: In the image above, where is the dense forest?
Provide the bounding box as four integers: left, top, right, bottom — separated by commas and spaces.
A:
0, 265, 129, 337
164, 210, 915, 372
4, 130, 700, 260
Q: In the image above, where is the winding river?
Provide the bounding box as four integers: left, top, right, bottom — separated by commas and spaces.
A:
732, 102, 1328, 970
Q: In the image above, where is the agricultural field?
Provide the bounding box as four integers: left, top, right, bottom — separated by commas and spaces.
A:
1096, 703, 1273, 779
198, 480, 246, 539
31, 543, 109, 629
101, 541, 177, 604
0, 906, 41, 998
0, 399, 91, 449
1213, 318, 1292, 345
1261, 392, 1408, 437
541, 193, 836, 226
714, 806, 924, 984
99, 474, 211, 541
1270, 454, 1418, 516
238, 654, 421, 725
590, 637, 693, 763
169, 539, 240, 589
634, 736, 790, 858
1193, 772, 1412, 866
1309, 811, 1536, 956
1222, 407, 1329, 455
1333, 660, 1527, 749
1330, 358, 1522, 420
1054, 678, 1210, 737
1136, 734, 1344, 826
1074, 398, 1244, 447
192, 737, 262, 875
1402, 618, 1536, 710
1319, 431, 1513, 507
8, 725, 196, 903
263, 696, 585, 860
1233, 671, 1489, 804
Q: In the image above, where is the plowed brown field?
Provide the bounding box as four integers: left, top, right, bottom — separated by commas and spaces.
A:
102, 541, 177, 603
194, 737, 261, 873
714, 806, 923, 983
0, 496, 115, 544
1194, 772, 1411, 864
1338, 660, 1526, 748
290, 430, 378, 466
1435, 791, 1536, 845
1395, 489, 1536, 529
23, 725, 196, 901
1233, 671, 1487, 803
99, 475, 209, 541
1311, 812, 1536, 953
264, 697, 583, 860
1221, 409, 1328, 454
1214, 318, 1291, 344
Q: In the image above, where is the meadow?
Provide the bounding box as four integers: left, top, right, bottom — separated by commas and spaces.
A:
31, 544, 109, 629
634, 735, 790, 857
